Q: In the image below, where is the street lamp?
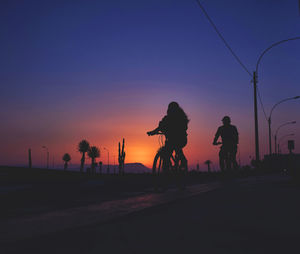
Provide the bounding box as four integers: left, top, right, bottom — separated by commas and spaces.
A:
113, 155, 116, 175
278, 134, 295, 154
268, 97, 299, 155
103, 147, 110, 174
253, 37, 300, 163
42, 146, 49, 169
274, 121, 296, 154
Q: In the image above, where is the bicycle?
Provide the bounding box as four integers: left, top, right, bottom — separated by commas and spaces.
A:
148, 131, 187, 190
213, 141, 238, 171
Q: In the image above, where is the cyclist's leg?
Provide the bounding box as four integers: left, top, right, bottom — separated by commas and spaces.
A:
176, 136, 187, 173
162, 142, 172, 174
176, 149, 187, 171
176, 148, 187, 189
229, 145, 238, 170
225, 150, 232, 171
221, 145, 231, 171
164, 141, 179, 172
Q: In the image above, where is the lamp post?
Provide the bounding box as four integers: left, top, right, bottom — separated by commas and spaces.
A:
113, 155, 116, 175
253, 37, 300, 162
274, 121, 296, 154
278, 134, 295, 154
252, 71, 260, 162
103, 147, 110, 174
268, 97, 299, 155
42, 146, 49, 169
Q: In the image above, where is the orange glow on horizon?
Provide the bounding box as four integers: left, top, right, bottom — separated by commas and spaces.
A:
0, 84, 275, 170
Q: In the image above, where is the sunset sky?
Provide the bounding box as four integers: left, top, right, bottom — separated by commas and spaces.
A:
1, 0, 300, 170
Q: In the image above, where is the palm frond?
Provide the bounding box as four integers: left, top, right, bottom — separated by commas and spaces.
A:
78, 140, 90, 153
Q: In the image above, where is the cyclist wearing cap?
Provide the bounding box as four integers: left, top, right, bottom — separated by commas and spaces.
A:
147, 102, 189, 172
213, 116, 239, 171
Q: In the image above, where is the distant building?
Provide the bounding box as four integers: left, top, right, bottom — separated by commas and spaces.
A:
263, 153, 300, 177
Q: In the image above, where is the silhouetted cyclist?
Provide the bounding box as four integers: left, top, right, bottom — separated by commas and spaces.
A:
147, 102, 189, 173
213, 116, 239, 171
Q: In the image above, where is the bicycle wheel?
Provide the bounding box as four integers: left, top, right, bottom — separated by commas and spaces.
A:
152, 150, 163, 175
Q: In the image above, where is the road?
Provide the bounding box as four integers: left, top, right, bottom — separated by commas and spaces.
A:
2, 175, 300, 254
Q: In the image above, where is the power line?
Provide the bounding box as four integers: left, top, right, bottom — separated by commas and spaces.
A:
194, 0, 271, 128
195, 0, 252, 77
195, 0, 269, 124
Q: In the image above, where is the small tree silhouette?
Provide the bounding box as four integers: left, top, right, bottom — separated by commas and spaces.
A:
204, 160, 212, 172
99, 161, 103, 175
118, 138, 126, 175
88, 146, 100, 174
78, 140, 90, 173
62, 153, 71, 170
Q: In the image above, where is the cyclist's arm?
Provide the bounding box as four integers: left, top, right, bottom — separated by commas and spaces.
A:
148, 116, 167, 136
147, 127, 161, 136
213, 128, 221, 145
234, 126, 239, 144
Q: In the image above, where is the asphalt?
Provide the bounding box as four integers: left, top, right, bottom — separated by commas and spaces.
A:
2, 175, 300, 254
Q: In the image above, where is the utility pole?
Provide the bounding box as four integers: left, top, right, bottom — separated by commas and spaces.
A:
113, 156, 116, 174
253, 71, 260, 162
47, 151, 49, 169
107, 150, 109, 174
268, 117, 272, 155
28, 148, 32, 168
104, 147, 110, 174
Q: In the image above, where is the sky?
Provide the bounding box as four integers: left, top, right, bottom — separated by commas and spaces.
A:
1, 0, 300, 170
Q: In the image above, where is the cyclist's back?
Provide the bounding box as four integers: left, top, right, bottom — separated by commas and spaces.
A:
158, 112, 188, 149
215, 124, 238, 147
148, 101, 189, 150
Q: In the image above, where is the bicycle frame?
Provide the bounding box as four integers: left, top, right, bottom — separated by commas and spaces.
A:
152, 142, 185, 175
150, 131, 187, 190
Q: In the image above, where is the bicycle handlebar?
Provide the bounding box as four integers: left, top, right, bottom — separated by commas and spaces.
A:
147, 131, 164, 136
213, 142, 222, 145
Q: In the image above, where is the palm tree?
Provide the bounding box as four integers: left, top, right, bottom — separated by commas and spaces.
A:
204, 160, 212, 172
88, 146, 100, 174
78, 140, 90, 173
62, 153, 71, 170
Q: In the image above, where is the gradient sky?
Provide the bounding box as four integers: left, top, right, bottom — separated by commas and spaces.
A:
1, 0, 300, 169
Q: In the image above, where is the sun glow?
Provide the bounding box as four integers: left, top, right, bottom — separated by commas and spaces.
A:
126, 145, 158, 168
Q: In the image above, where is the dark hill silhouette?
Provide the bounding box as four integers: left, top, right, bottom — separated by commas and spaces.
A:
124, 163, 151, 173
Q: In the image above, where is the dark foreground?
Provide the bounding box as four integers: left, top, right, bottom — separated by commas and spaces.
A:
0, 166, 218, 219
2, 171, 300, 254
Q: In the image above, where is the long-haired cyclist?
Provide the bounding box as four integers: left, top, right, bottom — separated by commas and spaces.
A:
147, 101, 189, 173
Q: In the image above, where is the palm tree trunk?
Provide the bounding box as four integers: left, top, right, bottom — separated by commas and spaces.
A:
80, 152, 85, 173
91, 158, 95, 172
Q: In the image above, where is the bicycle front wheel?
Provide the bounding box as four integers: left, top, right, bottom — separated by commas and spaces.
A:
152, 151, 163, 175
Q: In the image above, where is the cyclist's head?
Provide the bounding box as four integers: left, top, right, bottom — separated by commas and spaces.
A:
222, 116, 231, 125
167, 101, 179, 115
167, 101, 189, 123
